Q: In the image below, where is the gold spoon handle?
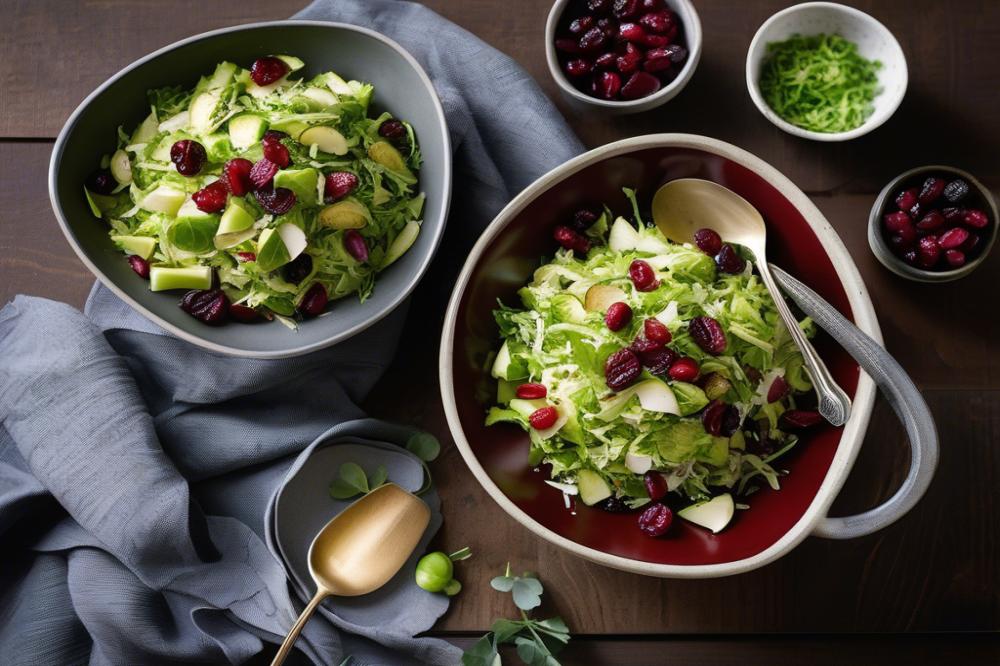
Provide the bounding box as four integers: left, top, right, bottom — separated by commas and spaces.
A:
270, 590, 327, 666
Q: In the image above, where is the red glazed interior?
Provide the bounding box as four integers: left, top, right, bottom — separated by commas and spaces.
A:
450, 146, 861, 565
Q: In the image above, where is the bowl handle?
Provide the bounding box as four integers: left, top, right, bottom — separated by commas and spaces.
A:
769, 265, 938, 540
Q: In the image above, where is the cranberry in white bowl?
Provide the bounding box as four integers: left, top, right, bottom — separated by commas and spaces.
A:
545, 0, 702, 113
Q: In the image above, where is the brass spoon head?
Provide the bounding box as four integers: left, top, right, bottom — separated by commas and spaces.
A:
270, 483, 430, 665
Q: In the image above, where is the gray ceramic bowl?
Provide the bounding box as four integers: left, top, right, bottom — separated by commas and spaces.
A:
868, 165, 997, 283
49, 21, 451, 358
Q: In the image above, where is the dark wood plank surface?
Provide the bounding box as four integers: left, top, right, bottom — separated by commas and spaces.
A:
3, 0, 999, 661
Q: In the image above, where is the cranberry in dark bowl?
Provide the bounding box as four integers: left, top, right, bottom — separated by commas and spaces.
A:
545, 0, 702, 112
869, 165, 997, 283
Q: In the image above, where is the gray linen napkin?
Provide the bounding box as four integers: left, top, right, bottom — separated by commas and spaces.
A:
0, 0, 584, 664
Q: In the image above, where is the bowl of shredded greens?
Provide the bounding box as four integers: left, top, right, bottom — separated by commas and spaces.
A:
746, 2, 907, 141
441, 135, 882, 577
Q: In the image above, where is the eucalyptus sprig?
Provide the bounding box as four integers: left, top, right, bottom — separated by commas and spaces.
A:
462, 564, 571, 666
328, 432, 442, 500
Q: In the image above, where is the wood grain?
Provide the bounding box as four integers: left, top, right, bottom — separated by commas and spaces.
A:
1, 0, 998, 653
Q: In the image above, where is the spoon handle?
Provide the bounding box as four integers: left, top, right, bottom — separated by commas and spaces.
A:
270, 590, 327, 666
754, 258, 852, 426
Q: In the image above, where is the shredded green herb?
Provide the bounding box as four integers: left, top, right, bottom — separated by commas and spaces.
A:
759, 33, 882, 133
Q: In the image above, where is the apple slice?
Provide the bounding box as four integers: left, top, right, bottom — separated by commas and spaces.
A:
584, 284, 628, 312
634, 378, 680, 415
577, 470, 612, 506
677, 493, 735, 533
110, 149, 132, 185
608, 216, 641, 252
625, 452, 653, 474
299, 126, 349, 155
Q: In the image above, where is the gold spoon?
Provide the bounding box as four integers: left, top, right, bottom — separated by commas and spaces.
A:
651, 178, 851, 426
270, 483, 431, 666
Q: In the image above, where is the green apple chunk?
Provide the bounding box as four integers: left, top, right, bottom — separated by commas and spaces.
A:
110, 149, 132, 184
214, 199, 258, 250
299, 126, 349, 155
382, 220, 420, 267
111, 235, 156, 259
577, 470, 612, 506
228, 113, 268, 149
318, 199, 370, 229
167, 200, 221, 253
130, 111, 159, 144
677, 493, 735, 533
367, 141, 414, 181
149, 266, 213, 292
140, 185, 186, 215
256, 223, 307, 272
273, 168, 319, 206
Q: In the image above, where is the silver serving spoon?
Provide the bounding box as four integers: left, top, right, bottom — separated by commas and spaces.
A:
652, 178, 852, 426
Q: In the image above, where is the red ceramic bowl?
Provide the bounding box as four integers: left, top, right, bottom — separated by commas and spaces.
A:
440, 135, 881, 577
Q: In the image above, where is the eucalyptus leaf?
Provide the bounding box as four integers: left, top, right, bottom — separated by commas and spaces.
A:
515, 637, 547, 666
534, 617, 570, 640
406, 432, 441, 461
511, 579, 542, 611
461, 635, 499, 666
490, 575, 515, 593
490, 618, 523, 643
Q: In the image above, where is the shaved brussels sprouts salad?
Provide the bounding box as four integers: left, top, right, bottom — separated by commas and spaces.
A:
83, 55, 424, 327
486, 189, 824, 537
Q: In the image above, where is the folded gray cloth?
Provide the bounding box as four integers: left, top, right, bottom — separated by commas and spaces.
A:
0, 0, 583, 664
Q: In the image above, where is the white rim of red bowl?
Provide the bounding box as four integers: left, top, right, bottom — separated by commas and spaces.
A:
439, 133, 881, 578
48, 20, 452, 359
544, 0, 703, 109
745, 2, 908, 142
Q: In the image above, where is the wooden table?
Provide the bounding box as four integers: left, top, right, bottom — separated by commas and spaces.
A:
3, 1, 998, 663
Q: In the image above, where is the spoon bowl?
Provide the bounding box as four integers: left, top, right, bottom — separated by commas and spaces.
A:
652, 178, 852, 427
271, 483, 430, 665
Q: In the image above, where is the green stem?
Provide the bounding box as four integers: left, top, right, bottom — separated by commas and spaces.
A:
520, 610, 552, 656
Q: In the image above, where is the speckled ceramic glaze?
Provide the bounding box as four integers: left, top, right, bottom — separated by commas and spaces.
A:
746, 2, 907, 141
440, 134, 882, 578
49, 21, 451, 358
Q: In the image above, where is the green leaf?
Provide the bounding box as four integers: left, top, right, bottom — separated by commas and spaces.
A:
329, 479, 362, 500
511, 578, 543, 611
449, 546, 473, 561
461, 634, 499, 666
490, 575, 515, 593
167, 215, 219, 253
368, 464, 388, 489
534, 617, 570, 640
515, 636, 548, 666
339, 462, 368, 494
406, 432, 441, 461
490, 618, 523, 643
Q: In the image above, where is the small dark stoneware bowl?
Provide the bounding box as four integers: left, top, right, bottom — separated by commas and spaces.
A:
868, 165, 997, 283
49, 21, 451, 358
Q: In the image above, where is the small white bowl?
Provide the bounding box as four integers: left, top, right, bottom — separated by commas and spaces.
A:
746, 2, 907, 141
545, 0, 702, 114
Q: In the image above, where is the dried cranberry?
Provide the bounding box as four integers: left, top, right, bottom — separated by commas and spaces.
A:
918, 177, 945, 205
642, 50, 673, 73
565, 58, 592, 77
616, 42, 644, 75
643, 318, 671, 344
963, 209, 990, 229
192, 181, 229, 213
642, 0, 664, 8
960, 232, 981, 254
667, 357, 699, 382
262, 140, 290, 168
701, 399, 726, 436
716, 244, 746, 274
689, 316, 726, 355
938, 227, 969, 250
249, 158, 279, 189
179, 289, 228, 325
908, 202, 923, 220
595, 51, 617, 69
553, 225, 591, 254
253, 186, 296, 215
720, 404, 741, 437
902, 249, 918, 265
127, 255, 150, 279
85, 169, 116, 195
283, 253, 312, 283
894, 188, 918, 211
343, 229, 369, 262
236, 251, 257, 263
779, 410, 824, 430
944, 249, 966, 268
262, 130, 287, 145
572, 208, 600, 231
618, 22, 646, 42
891, 226, 916, 249
529, 406, 559, 430
588, 0, 612, 12
613, 0, 641, 19
883, 211, 912, 234
638, 503, 673, 536
228, 303, 260, 323
767, 376, 789, 403
916, 236, 941, 268
943, 179, 970, 203
662, 44, 688, 62
569, 16, 594, 34
250, 56, 289, 86
592, 71, 622, 99
621, 71, 661, 99
598, 496, 634, 513
644, 471, 668, 501
693, 227, 722, 255
324, 171, 359, 202
170, 140, 207, 176
299, 282, 328, 318
579, 26, 608, 51
605, 301, 633, 331
637, 346, 678, 375
378, 119, 407, 140
915, 210, 945, 231
516, 383, 547, 399
555, 37, 583, 54
628, 259, 659, 291
605, 348, 641, 391
639, 10, 674, 33
629, 335, 662, 354
642, 33, 670, 48
222, 158, 254, 196
942, 207, 965, 224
